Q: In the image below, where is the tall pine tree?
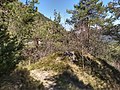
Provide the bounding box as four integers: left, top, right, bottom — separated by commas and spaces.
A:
67, 0, 106, 53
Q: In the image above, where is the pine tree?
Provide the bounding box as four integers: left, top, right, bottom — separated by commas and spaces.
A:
107, 0, 120, 20
54, 9, 61, 24
67, 0, 106, 53
104, 0, 120, 31
53, 9, 62, 34
0, 24, 23, 76
67, 0, 106, 31
27, 0, 39, 12
0, 5, 23, 76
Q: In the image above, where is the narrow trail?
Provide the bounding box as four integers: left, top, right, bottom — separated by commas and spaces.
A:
30, 70, 58, 90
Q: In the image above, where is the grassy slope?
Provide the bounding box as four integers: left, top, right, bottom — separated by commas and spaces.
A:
25, 52, 120, 90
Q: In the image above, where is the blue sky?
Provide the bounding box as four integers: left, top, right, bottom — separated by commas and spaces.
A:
19, 0, 112, 29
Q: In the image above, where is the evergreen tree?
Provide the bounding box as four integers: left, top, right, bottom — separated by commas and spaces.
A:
0, 4, 23, 76
104, 0, 120, 31
67, 0, 106, 53
26, 0, 39, 12
67, 0, 106, 30
53, 9, 62, 34
54, 9, 61, 24
107, 0, 120, 20
0, 24, 23, 76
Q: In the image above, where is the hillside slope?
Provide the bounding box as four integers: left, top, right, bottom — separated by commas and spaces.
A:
0, 51, 120, 90
0, 0, 64, 41
0, 1, 120, 90
26, 52, 120, 89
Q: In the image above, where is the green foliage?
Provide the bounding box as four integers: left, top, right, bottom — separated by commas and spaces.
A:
0, 3, 23, 76
0, 0, 67, 65
66, 0, 107, 54
66, 0, 120, 63
27, 52, 70, 72
107, 0, 120, 20
54, 9, 61, 24
106, 42, 120, 62
0, 0, 17, 7
26, 0, 39, 12
103, 24, 120, 42
0, 24, 23, 76
66, 0, 119, 31
67, 0, 106, 27
1, 1, 47, 42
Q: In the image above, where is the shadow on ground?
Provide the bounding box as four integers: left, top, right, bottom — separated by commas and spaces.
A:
45, 70, 93, 90
0, 69, 45, 90
75, 55, 120, 89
